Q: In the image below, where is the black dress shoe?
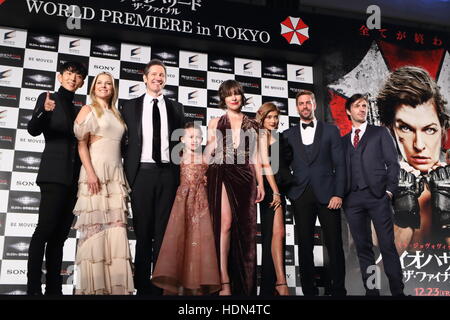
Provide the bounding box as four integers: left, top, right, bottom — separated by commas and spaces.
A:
27, 291, 43, 296
331, 291, 347, 297
303, 287, 319, 296
365, 289, 380, 296
45, 291, 63, 296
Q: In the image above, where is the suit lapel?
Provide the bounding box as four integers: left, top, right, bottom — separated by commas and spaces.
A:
294, 125, 309, 164
359, 125, 375, 189
164, 96, 176, 136
135, 94, 145, 144
344, 133, 352, 190
308, 120, 323, 164
358, 124, 373, 153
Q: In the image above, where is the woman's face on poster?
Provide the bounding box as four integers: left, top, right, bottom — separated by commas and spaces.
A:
393, 99, 442, 172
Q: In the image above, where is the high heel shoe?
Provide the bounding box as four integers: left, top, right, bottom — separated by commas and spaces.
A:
219, 282, 231, 296
274, 283, 289, 296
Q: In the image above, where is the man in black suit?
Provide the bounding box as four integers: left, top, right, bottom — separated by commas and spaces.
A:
281, 90, 346, 296
342, 93, 404, 296
27, 61, 87, 295
119, 59, 185, 295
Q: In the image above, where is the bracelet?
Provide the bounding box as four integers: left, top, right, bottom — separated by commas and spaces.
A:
273, 192, 281, 196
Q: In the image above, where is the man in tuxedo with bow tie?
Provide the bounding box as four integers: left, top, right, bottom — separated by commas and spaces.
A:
119, 59, 185, 295
342, 94, 404, 296
281, 90, 346, 296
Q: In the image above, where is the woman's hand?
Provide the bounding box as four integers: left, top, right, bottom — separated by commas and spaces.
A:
394, 168, 423, 229
87, 172, 101, 195
429, 165, 450, 229
255, 184, 265, 203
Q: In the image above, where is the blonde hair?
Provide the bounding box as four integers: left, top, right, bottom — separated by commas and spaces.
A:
89, 72, 125, 126
256, 102, 280, 128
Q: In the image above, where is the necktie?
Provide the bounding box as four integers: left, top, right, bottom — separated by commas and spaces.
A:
152, 98, 161, 163
302, 122, 314, 129
353, 129, 361, 148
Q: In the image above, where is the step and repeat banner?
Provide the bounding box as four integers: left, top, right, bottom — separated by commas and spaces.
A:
0, 26, 317, 295
0, 0, 449, 295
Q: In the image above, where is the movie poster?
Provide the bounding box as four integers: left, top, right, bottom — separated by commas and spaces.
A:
325, 26, 450, 295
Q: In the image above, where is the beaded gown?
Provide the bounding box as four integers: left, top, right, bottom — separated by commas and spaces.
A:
152, 161, 221, 295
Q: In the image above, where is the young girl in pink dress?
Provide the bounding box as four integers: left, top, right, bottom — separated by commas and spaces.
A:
152, 122, 220, 295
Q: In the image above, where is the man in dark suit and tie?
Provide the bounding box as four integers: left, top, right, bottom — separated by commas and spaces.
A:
119, 59, 185, 295
342, 93, 404, 296
281, 90, 346, 296
27, 61, 87, 295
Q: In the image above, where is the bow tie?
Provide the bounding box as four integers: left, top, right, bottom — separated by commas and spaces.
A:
302, 122, 314, 129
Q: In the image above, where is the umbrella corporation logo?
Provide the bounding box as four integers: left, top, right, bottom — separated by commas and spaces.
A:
280, 16, 309, 46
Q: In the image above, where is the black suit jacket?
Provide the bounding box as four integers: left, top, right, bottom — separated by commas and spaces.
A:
281, 121, 346, 204
119, 94, 185, 187
27, 90, 81, 186
342, 124, 400, 198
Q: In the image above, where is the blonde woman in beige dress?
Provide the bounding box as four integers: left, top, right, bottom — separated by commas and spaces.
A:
73, 72, 134, 294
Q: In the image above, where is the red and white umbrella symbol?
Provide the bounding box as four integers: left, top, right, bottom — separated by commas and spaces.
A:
280, 16, 309, 45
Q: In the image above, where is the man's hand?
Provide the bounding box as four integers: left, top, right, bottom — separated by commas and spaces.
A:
270, 194, 282, 210
393, 168, 424, 229
328, 196, 342, 210
386, 191, 393, 199
429, 165, 450, 229
44, 92, 56, 111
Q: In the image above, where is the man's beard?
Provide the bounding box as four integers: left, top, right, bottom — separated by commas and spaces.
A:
354, 117, 366, 124
300, 110, 313, 121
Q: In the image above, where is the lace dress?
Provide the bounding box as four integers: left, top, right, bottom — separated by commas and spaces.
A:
151, 161, 220, 295
73, 107, 134, 295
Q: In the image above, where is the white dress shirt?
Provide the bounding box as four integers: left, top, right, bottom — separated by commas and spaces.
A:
351, 121, 368, 147
141, 93, 170, 163
300, 119, 317, 145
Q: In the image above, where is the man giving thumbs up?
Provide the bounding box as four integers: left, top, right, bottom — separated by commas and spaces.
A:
27, 61, 87, 295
